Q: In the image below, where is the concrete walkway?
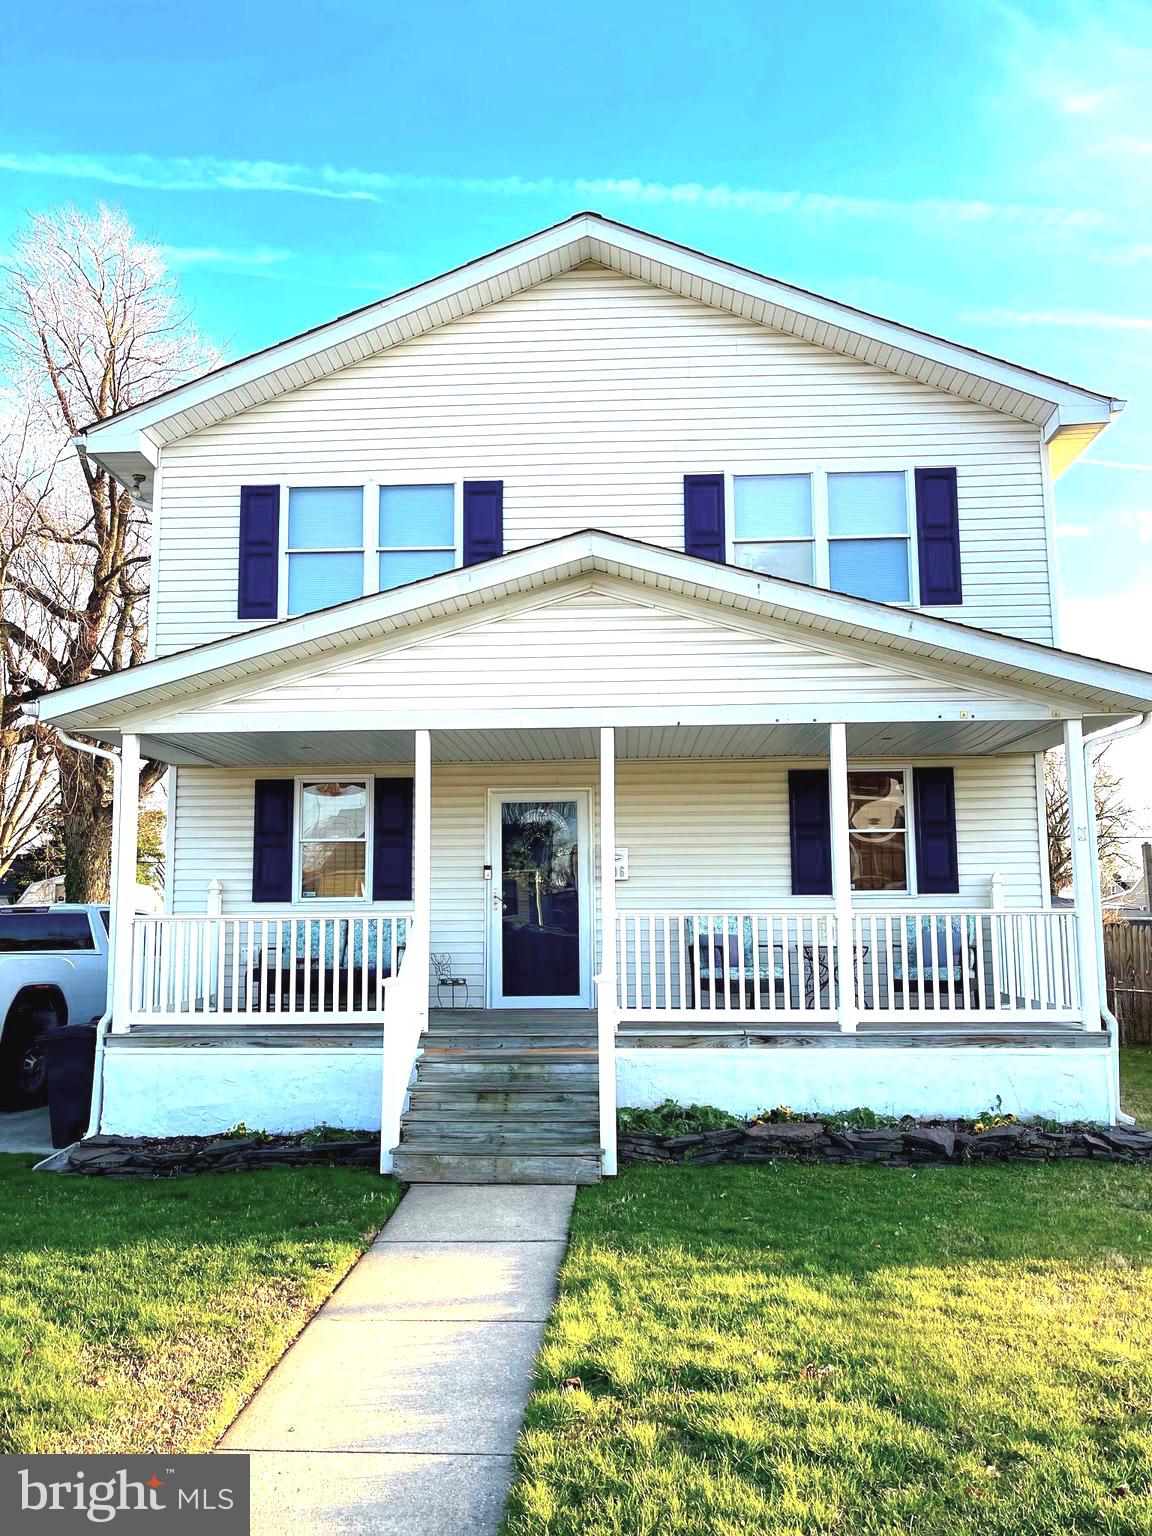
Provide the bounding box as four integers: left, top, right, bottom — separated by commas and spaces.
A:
0, 1107, 54, 1155
220, 1183, 575, 1536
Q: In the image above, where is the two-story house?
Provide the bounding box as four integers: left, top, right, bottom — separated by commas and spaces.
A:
29, 212, 1152, 1182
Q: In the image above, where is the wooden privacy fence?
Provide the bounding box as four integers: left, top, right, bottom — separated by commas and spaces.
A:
1104, 920, 1152, 1043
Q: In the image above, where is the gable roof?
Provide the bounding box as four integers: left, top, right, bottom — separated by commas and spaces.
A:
77, 212, 1123, 501
25, 530, 1152, 738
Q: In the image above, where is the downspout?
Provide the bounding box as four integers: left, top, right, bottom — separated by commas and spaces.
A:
21, 702, 122, 1139
1082, 711, 1152, 1125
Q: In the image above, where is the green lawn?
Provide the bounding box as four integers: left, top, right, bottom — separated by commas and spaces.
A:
0, 1156, 398, 1453
1122, 1046, 1152, 1126
506, 1161, 1152, 1536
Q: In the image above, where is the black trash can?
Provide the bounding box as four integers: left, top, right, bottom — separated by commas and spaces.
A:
39, 1024, 98, 1149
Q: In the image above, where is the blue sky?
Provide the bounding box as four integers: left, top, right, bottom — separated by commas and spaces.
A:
2, 0, 1151, 806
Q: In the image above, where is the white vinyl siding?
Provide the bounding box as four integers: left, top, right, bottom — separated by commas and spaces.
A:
185, 584, 1010, 722
153, 265, 1054, 654
169, 755, 1045, 1005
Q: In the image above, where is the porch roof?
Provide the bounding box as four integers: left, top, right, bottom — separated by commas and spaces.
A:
26, 533, 1152, 757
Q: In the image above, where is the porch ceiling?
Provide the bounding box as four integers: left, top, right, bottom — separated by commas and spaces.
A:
137, 718, 1088, 767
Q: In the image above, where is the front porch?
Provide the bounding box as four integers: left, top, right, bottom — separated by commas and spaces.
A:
94, 715, 1117, 1161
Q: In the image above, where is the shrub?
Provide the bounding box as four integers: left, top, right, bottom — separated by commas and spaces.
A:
617, 1100, 743, 1136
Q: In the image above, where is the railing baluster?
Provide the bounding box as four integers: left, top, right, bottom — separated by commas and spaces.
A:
974, 915, 988, 1013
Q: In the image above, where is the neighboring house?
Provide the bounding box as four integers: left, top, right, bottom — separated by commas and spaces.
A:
26, 212, 1152, 1181
1103, 877, 1150, 921
17, 878, 66, 907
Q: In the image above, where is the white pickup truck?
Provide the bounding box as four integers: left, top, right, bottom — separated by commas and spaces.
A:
0, 905, 110, 1108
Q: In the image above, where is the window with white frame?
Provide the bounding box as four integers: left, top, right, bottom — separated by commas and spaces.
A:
284, 483, 460, 615
827, 472, 910, 602
299, 779, 369, 899
731, 470, 913, 603
732, 475, 814, 582
847, 769, 909, 892
286, 488, 365, 616
378, 485, 456, 591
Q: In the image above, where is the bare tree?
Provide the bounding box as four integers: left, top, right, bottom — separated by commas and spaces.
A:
1045, 744, 1134, 898
0, 205, 217, 898
0, 407, 58, 878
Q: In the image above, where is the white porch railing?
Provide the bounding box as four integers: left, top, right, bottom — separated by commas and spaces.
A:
617, 910, 839, 1020
127, 912, 413, 1024
616, 907, 1082, 1024
849, 908, 1081, 1022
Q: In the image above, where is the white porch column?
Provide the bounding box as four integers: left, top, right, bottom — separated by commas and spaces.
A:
598, 726, 618, 1175
110, 733, 141, 1033
1064, 718, 1103, 1029
412, 727, 432, 1016
380, 729, 432, 1175
828, 723, 858, 1033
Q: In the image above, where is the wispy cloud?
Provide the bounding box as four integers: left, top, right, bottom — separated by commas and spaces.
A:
966, 306, 1152, 331
1055, 523, 1094, 537
1080, 458, 1152, 473
0, 149, 1121, 234
159, 243, 295, 271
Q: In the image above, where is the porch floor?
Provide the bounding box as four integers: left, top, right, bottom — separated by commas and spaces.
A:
106, 1008, 1106, 1049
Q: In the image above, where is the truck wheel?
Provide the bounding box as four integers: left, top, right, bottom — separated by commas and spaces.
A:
0, 1006, 56, 1109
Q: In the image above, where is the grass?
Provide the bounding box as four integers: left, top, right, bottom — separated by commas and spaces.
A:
0, 1156, 399, 1453
1122, 1046, 1152, 1126
505, 1162, 1152, 1536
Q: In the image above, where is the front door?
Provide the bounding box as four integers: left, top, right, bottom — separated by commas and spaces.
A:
488, 791, 592, 1008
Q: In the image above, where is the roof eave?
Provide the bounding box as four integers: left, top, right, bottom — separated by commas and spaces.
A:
76, 213, 1121, 477
27, 531, 1152, 726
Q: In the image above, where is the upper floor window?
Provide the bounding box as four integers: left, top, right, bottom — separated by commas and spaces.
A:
284, 483, 459, 616
827, 473, 910, 602
287, 488, 365, 615
378, 485, 456, 590
732, 470, 914, 604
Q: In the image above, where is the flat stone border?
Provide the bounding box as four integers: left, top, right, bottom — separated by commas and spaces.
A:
621, 1119, 1152, 1167
47, 1131, 378, 1177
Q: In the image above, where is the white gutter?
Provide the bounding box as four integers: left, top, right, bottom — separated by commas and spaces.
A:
1083, 711, 1152, 1124
29, 705, 123, 1140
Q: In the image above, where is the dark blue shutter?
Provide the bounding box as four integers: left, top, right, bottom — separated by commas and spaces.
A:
238, 485, 280, 619
252, 780, 294, 902
913, 767, 959, 894
373, 779, 414, 901
788, 770, 833, 896
684, 475, 725, 563
463, 481, 503, 566
915, 468, 962, 606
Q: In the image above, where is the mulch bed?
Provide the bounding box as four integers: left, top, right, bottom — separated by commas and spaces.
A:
620, 1120, 1152, 1167
48, 1132, 379, 1177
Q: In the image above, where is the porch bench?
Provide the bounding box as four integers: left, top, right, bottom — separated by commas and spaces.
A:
871, 915, 978, 1010
688, 921, 825, 1009
242, 949, 403, 1013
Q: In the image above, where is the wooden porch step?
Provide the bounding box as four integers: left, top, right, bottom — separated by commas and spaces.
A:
421, 1032, 597, 1049
417, 1058, 597, 1081
408, 1088, 598, 1112
392, 1147, 601, 1185
402, 1112, 598, 1136
397, 1008, 603, 1183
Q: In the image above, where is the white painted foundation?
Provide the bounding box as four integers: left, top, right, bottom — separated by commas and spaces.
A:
98, 1042, 1117, 1139
100, 1048, 382, 1137
616, 1047, 1116, 1124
